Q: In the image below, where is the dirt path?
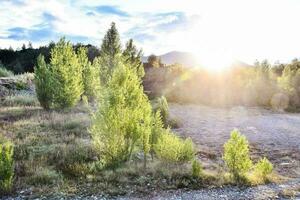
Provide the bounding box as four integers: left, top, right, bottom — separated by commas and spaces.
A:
169, 103, 300, 178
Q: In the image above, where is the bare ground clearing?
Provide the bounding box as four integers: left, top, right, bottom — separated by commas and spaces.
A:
169, 103, 300, 178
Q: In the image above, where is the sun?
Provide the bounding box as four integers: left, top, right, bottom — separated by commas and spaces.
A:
196, 51, 235, 72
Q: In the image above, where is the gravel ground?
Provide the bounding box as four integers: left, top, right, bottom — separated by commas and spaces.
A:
169, 103, 300, 178
117, 178, 300, 200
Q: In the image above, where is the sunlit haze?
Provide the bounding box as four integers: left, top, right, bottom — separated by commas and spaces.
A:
1, 0, 300, 66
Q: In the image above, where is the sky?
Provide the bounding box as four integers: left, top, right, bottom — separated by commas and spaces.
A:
1, 0, 300, 64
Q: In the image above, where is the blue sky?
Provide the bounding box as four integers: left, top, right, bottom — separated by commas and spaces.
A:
1, 0, 300, 64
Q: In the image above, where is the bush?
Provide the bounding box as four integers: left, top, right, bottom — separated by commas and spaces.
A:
153, 96, 169, 127
0, 140, 14, 193
154, 130, 194, 164
91, 62, 153, 169
253, 157, 273, 179
192, 159, 203, 178
0, 66, 13, 77
223, 129, 252, 183
34, 54, 53, 109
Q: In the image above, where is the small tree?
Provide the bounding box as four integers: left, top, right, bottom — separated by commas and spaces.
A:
78, 47, 100, 100
223, 129, 252, 182
147, 54, 162, 68
0, 140, 14, 194
100, 22, 121, 58
123, 39, 145, 78
34, 54, 53, 110
91, 61, 152, 169
50, 38, 83, 108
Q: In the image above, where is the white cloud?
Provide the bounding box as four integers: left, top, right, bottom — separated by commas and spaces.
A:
1, 0, 300, 63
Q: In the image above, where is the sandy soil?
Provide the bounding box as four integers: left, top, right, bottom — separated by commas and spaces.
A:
169, 103, 300, 178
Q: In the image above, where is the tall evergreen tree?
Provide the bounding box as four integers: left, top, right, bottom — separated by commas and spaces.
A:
100, 22, 121, 58
50, 37, 83, 108
97, 22, 123, 85
34, 54, 53, 110
78, 47, 100, 100
123, 39, 145, 78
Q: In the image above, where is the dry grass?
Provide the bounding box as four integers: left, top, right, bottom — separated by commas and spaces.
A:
0, 96, 283, 198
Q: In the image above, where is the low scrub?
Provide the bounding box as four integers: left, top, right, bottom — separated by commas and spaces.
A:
154, 130, 195, 164
0, 139, 14, 194
191, 159, 203, 178
223, 129, 252, 183
27, 167, 62, 186
1, 94, 39, 107
0, 66, 13, 77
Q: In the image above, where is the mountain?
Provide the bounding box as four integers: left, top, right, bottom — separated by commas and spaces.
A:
142, 51, 199, 67
142, 51, 252, 68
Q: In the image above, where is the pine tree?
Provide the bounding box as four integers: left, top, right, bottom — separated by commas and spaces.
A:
100, 22, 121, 58
34, 54, 53, 110
97, 22, 123, 85
78, 47, 100, 100
91, 61, 152, 169
123, 39, 145, 78
50, 37, 83, 108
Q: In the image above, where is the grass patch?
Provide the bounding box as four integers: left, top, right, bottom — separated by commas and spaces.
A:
1, 94, 39, 107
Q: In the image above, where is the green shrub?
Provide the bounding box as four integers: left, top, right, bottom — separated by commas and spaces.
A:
253, 157, 273, 179
150, 111, 164, 158
50, 37, 83, 109
192, 159, 203, 178
223, 129, 252, 183
0, 66, 13, 77
0, 140, 14, 193
34, 54, 53, 109
91, 62, 152, 169
153, 96, 169, 127
154, 130, 194, 163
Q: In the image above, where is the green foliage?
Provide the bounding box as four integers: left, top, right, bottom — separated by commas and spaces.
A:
154, 130, 194, 163
34, 54, 53, 109
78, 47, 100, 100
100, 22, 122, 58
147, 54, 162, 68
253, 157, 273, 179
91, 61, 152, 168
150, 111, 164, 155
223, 129, 252, 182
0, 139, 14, 193
153, 96, 169, 127
0, 66, 13, 77
50, 37, 83, 109
192, 159, 203, 178
122, 39, 145, 78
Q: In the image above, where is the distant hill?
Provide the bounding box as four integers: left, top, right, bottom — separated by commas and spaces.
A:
143, 51, 199, 67
143, 51, 252, 68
